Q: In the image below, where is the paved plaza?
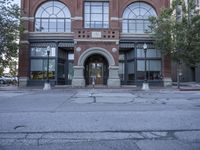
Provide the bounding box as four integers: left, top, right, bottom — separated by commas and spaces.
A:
0, 86, 200, 150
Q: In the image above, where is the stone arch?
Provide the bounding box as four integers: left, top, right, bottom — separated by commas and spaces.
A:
78, 47, 115, 66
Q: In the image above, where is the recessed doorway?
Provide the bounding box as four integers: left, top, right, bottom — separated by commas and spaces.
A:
84, 54, 108, 85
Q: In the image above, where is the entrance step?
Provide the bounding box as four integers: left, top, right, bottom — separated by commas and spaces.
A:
54, 85, 72, 88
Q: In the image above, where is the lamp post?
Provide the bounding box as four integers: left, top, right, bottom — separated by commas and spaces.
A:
142, 43, 149, 90
43, 46, 51, 90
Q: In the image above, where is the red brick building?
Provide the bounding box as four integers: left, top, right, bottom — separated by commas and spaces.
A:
19, 0, 172, 87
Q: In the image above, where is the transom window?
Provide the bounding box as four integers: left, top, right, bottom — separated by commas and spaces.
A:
122, 2, 157, 33
84, 2, 109, 28
35, 1, 71, 32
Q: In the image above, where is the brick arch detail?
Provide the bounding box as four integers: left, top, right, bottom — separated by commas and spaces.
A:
78, 47, 115, 66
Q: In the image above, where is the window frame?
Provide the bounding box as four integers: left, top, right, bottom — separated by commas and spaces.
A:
122, 2, 157, 34
35, 1, 71, 32
84, 1, 109, 29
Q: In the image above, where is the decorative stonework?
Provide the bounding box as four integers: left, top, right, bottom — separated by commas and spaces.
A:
107, 66, 120, 87
72, 66, 85, 87
76, 47, 81, 52
112, 48, 117, 53
78, 47, 115, 66
72, 47, 120, 87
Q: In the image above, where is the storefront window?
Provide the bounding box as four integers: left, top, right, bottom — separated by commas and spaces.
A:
119, 49, 135, 84
30, 59, 55, 80
137, 49, 161, 58
119, 62, 125, 80
137, 59, 161, 80
31, 47, 56, 57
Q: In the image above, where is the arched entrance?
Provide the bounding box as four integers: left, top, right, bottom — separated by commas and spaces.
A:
72, 47, 120, 87
84, 54, 108, 85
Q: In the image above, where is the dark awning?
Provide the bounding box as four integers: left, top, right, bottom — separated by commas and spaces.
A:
119, 43, 135, 48
58, 42, 74, 48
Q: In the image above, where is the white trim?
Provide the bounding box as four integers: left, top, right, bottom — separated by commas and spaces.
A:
71, 16, 83, 20
19, 41, 30, 44
21, 17, 34, 21
74, 39, 119, 42
110, 17, 123, 21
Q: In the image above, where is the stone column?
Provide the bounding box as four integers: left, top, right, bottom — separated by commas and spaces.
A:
18, 77, 28, 87
107, 66, 120, 87
162, 55, 172, 87
163, 77, 172, 87
72, 66, 85, 87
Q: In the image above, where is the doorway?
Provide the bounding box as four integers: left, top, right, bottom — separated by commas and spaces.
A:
84, 54, 108, 85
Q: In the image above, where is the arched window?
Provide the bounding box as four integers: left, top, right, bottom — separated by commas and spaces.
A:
122, 2, 157, 33
35, 1, 71, 32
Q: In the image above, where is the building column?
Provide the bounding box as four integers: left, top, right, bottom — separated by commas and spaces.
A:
162, 55, 172, 87
107, 66, 120, 87
72, 66, 85, 87
18, 41, 29, 87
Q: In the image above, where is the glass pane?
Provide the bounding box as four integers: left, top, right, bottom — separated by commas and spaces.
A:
104, 14, 109, 21
136, 20, 144, 33
147, 49, 157, 57
49, 19, 57, 32
91, 5, 102, 13
129, 20, 136, 33
137, 60, 145, 71
89, 63, 96, 77
68, 54, 74, 60
103, 22, 109, 28
84, 14, 90, 21
57, 19, 65, 32
45, 7, 53, 15
58, 64, 65, 78
35, 19, 41, 32
148, 60, 161, 71
127, 50, 135, 59
85, 5, 90, 13
41, 19, 49, 32
128, 61, 135, 80
44, 59, 56, 71
91, 14, 103, 21
31, 59, 43, 71
122, 21, 128, 33
119, 54, 125, 60
68, 62, 74, 80
144, 20, 150, 32
31, 47, 56, 57
103, 4, 109, 14
65, 20, 71, 32
31, 71, 44, 80
50, 47, 56, 56
35, 48, 46, 56
41, 11, 50, 18
96, 63, 103, 78
119, 62, 125, 80
137, 49, 145, 57
91, 22, 103, 28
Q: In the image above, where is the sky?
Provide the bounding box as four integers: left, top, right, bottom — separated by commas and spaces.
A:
13, 0, 20, 6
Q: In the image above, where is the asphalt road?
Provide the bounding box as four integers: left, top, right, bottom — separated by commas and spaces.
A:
0, 88, 200, 150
